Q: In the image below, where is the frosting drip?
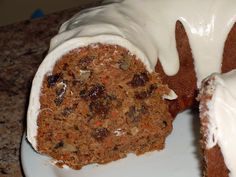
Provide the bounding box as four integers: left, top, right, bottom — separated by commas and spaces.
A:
50, 0, 236, 86
206, 70, 236, 177
27, 0, 236, 173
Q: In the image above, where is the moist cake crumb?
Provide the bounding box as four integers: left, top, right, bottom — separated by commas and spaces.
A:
37, 44, 174, 169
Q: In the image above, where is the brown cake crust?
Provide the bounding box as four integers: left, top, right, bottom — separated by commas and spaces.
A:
156, 21, 236, 177
198, 77, 229, 177
201, 33, 236, 177
203, 145, 229, 177
156, 21, 198, 118
199, 23, 236, 177
35, 16, 236, 171
222, 22, 236, 73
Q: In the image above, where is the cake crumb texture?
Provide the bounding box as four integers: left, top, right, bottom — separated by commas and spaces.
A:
37, 44, 173, 169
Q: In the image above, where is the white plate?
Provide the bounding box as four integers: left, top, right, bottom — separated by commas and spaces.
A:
21, 110, 201, 177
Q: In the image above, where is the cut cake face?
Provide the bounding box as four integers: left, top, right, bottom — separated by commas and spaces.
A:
26, 0, 236, 174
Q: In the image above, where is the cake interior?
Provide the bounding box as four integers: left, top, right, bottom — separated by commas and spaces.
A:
37, 44, 174, 169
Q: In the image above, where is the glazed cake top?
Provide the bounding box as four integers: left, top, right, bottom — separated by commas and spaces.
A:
27, 0, 236, 174
50, 0, 236, 85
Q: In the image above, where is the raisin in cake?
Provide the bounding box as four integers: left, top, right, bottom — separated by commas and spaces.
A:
27, 0, 236, 172
36, 44, 175, 169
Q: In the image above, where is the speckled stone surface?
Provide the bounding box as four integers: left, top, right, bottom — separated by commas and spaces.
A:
0, 2, 100, 177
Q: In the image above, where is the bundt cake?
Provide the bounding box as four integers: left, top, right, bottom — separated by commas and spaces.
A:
199, 70, 236, 177
26, 0, 236, 175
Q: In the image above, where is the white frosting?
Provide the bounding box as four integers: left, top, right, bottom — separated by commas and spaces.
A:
27, 0, 236, 172
206, 70, 236, 177
49, 0, 236, 85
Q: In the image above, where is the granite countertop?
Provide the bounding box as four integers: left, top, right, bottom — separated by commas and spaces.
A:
0, 2, 100, 177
